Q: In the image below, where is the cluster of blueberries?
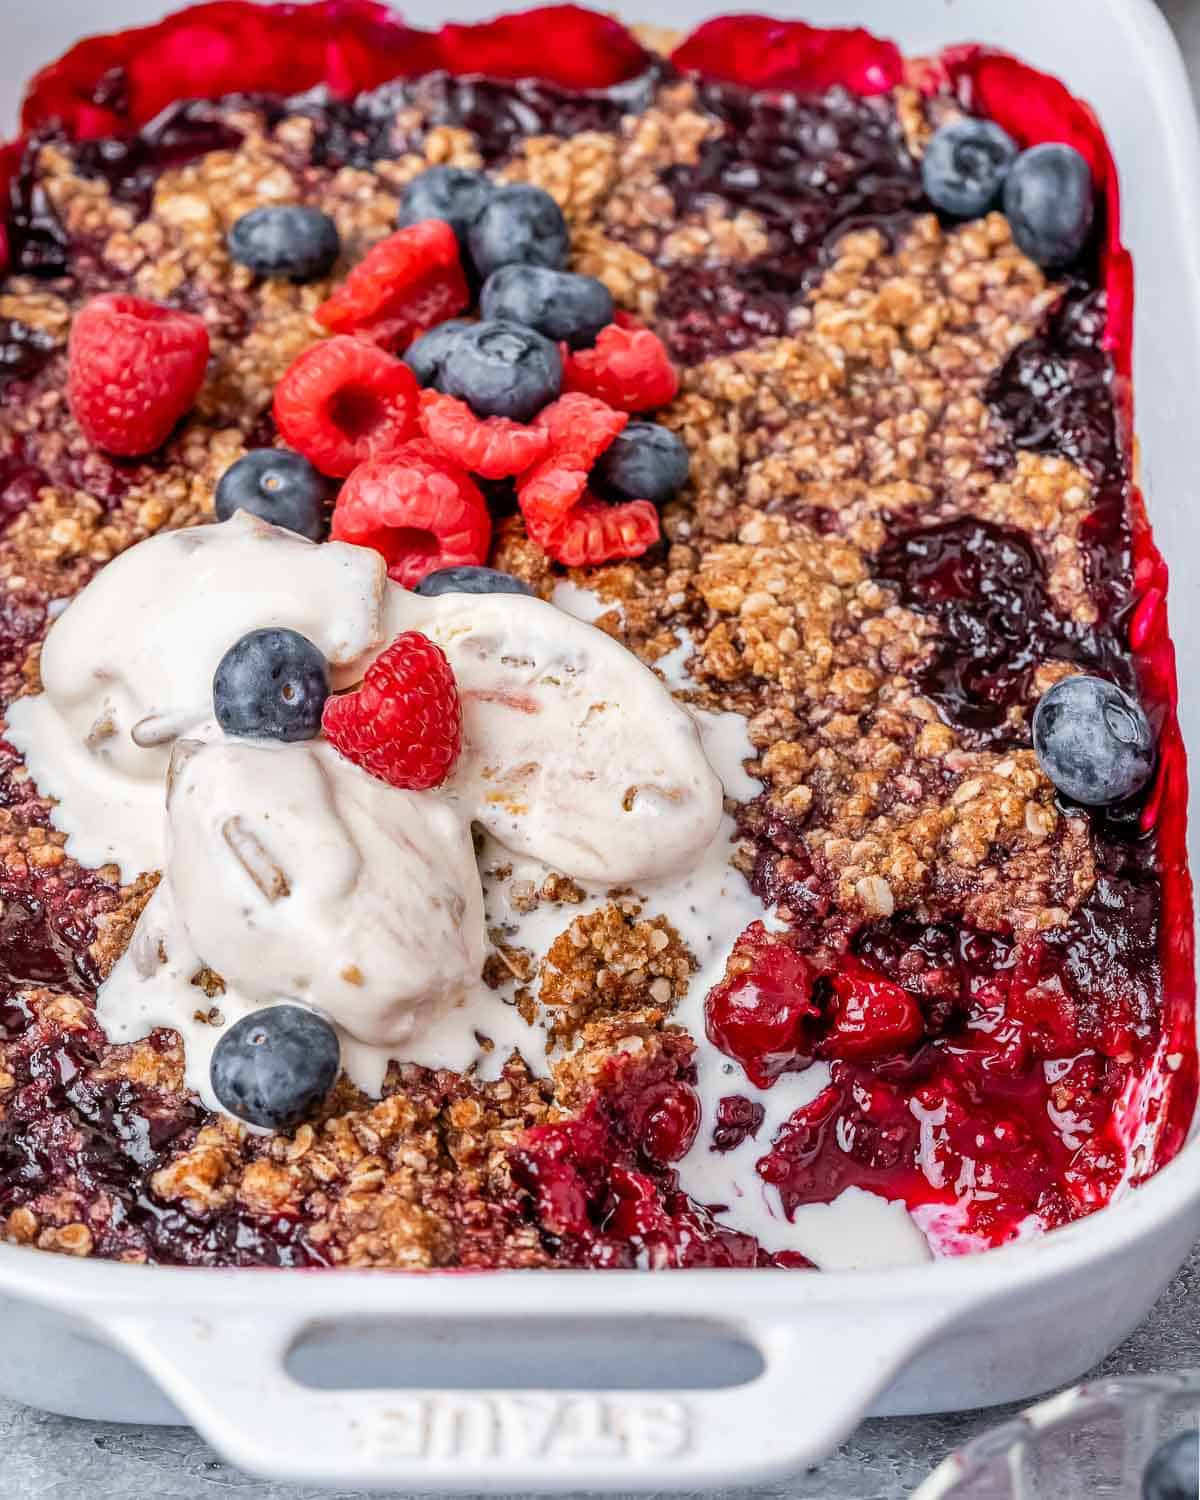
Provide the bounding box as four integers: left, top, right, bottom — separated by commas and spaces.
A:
226, 168, 690, 514
399, 166, 690, 504
921, 122, 1095, 269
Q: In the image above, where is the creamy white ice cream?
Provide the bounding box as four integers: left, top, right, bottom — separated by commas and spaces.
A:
7, 513, 723, 1100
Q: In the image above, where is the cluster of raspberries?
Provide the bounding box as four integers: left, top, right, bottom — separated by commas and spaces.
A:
67, 168, 685, 579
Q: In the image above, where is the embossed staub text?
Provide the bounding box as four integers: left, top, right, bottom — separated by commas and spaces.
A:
359, 1393, 694, 1465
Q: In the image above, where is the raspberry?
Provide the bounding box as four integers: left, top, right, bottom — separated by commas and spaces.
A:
705, 922, 820, 1089
516, 392, 627, 528
330, 440, 491, 588
514, 392, 659, 564
418, 390, 549, 479
525, 492, 660, 568
315, 220, 469, 349
563, 320, 679, 412
67, 293, 209, 456
322, 631, 462, 791
273, 336, 421, 478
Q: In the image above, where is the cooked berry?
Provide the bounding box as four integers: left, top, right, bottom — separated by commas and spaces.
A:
404, 319, 473, 385
227, 204, 340, 282
711, 1095, 766, 1154
467, 183, 570, 280
210, 1005, 340, 1130
323, 630, 462, 790
1003, 143, 1095, 268
822, 960, 925, 1060
1032, 674, 1154, 805
418, 390, 550, 478
593, 422, 689, 506
330, 440, 491, 588
704, 922, 820, 1089
436, 5, 650, 88
273, 336, 421, 478
439, 318, 562, 423
67, 293, 209, 457
635, 1081, 701, 1164
397, 166, 494, 248
213, 628, 330, 742
414, 565, 533, 598
921, 118, 1018, 219
479, 265, 614, 349
214, 449, 335, 540
564, 320, 679, 411
316, 220, 469, 348
1143, 1431, 1199, 1500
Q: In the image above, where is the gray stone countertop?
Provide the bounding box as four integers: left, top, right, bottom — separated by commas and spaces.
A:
2, 1, 1199, 1496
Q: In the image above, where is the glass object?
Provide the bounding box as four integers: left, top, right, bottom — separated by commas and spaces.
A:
913, 1372, 1200, 1499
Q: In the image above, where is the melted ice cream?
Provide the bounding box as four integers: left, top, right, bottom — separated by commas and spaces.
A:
7, 524, 930, 1265
8, 513, 722, 1095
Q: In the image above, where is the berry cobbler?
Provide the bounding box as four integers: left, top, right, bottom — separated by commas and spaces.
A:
0, 3, 1191, 1271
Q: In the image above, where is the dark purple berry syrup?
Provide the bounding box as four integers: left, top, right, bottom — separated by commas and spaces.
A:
0, 67, 1172, 1263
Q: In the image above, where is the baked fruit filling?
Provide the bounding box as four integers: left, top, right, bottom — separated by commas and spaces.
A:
0, 3, 1190, 1270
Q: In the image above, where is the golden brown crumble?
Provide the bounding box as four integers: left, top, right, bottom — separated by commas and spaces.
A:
0, 76, 1119, 1266
540, 904, 694, 1044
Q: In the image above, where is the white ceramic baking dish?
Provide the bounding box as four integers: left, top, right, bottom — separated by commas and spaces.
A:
1, 0, 1198, 1491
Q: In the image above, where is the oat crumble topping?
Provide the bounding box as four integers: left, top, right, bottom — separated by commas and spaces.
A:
0, 59, 1170, 1267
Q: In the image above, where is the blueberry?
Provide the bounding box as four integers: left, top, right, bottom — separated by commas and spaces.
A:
1143, 1431, 1199, 1500
415, 565, 534, 598
438, 318, 562, 423
214, 449, 335, 541
593, 422, 690, 507
921, 118, 1018, 219
227, 204, 340, 282
211, 1004, 340, 1130
397, 166, 494, 249
1032, 674, 1155, 806
403, 319, 473, 386
467, 184, 570, 281
1003, 143, 1095, 268
213, 628, 330, 742
479, 265, 614, 350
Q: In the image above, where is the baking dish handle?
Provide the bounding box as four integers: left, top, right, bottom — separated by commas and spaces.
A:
100, 1298, 941, 1490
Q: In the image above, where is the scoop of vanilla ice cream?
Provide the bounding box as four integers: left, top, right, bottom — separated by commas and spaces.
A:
387, 589, 725, 884
15, 514, 729, 1097
160, 735, 486, 1047
6, 511, 386, 876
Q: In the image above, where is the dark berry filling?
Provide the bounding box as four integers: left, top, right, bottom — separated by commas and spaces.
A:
654, 82, 920, 362
0, 1001, 321, 1265
509, 1040, 803, 1268
302, 68, 664, 171
0, 36, 1185, 1268
875, 516, 1129, 747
